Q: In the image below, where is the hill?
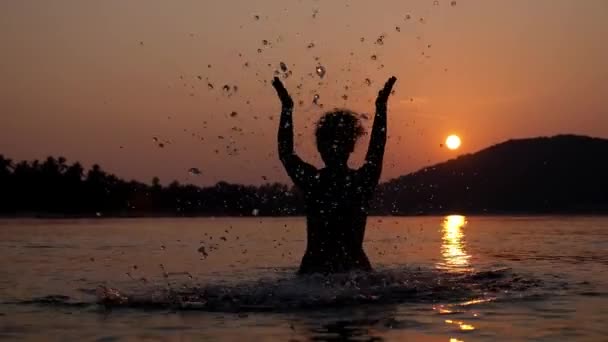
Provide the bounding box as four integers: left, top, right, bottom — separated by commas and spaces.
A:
373, 135, 608, 214
2, 135, 607, 217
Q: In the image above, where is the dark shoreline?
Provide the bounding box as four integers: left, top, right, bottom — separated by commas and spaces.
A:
2, 211, 608, 219
2, 135, 608, 220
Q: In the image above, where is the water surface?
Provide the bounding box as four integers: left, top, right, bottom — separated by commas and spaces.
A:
0, 216, 607, 341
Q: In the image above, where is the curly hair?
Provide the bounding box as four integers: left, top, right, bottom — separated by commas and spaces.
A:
315, 109, 365, 158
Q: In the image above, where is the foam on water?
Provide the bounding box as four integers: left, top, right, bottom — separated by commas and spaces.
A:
85, 266, 545, 312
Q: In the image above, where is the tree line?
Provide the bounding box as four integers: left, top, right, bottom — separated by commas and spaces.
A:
0, 155, 304, 217
2, 136, 607, 217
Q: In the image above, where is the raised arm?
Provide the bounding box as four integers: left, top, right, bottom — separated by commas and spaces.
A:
272, 77, 296, 160
272, 77, 317, 188
362, 76, 397, 183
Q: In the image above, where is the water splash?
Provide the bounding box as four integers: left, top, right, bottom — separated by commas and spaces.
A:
92, 266, 540, 312
188, 168, 202, 176
315, 65, 326, 78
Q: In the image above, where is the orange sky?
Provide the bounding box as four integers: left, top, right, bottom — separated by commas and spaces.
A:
1, 0, 607, 185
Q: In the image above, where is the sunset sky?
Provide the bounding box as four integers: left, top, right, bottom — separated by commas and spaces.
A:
1, 0, 607, 186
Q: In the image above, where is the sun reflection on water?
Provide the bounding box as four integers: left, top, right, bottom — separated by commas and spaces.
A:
437, 215, 472, 272
445, 319, 476, 331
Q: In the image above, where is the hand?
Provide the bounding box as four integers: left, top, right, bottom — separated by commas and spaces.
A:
375, 76, 397, 108
272, 77, 294, 109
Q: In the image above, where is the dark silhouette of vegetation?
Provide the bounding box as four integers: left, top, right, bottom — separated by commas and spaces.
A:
0, 155, 303, 217
1, 135, 607, 217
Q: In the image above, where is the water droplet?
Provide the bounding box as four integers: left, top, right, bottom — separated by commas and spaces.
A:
257, 48, 262, 53
262, 39, 269, 46
222, 85, 230, 92
341, 94, 348, 100
405, 14, 411, 20
364, 78, 372, 86
434, 0, 439, 5
188, 167, 202, 176
395, 26, 401, 32
371, 55, 377, 61
315, 65, 326, 78
307, 42, 315, 49
254, 14, 260, 20
152, 137, 159, 142
451, 0, 457, 6
280, 62, 288, 72
360, 37, 365, 42
230, 111, 238, 117
419, 17, 425, 24
313, 94, 320, 104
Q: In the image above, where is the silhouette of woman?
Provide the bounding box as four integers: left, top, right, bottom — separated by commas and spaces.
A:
272, 76, 397, 274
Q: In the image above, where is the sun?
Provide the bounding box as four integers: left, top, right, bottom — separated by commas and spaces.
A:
445, 135, 461, 150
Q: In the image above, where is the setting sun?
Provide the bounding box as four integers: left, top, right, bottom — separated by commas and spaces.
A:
446, 135, 462, 150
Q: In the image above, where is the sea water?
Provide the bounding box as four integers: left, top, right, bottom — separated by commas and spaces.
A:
0, 216, 607, 341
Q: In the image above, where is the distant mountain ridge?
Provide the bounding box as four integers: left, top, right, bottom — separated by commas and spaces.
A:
372, 134, 608, 214
1, 134, 607, 217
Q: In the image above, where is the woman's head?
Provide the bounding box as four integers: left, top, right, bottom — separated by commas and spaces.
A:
315, 109, 365, 167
